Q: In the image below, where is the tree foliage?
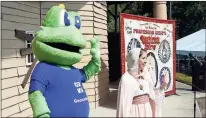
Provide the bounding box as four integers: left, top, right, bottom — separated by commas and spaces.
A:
107, 1, 153, 33
171, 1, 206, 39
107, 1, 206, 39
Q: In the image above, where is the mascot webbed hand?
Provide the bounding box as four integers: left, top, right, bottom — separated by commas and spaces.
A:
28, 4, 101, 117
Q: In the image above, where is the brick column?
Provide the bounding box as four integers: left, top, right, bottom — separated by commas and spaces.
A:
153, 1, 167, 20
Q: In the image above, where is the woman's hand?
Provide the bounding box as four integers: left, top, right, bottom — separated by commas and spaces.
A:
160, 82, 167, 90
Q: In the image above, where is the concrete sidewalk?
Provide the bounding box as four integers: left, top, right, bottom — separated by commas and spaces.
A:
89, 81, 205, 117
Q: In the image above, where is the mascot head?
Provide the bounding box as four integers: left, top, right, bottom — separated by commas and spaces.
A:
32, 4, 86, 66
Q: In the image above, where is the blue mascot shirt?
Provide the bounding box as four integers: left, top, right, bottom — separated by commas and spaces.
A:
29, 62, 89, 117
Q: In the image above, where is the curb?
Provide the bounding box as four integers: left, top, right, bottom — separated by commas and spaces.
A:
196, 100, 203, 117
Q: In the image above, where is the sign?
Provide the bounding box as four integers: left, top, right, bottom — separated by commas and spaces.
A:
120, 13, 176, 95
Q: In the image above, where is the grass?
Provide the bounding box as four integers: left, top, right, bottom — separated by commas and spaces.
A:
176, 72, 192, 86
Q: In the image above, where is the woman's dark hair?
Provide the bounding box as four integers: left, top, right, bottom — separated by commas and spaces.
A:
139, 49, 147, 57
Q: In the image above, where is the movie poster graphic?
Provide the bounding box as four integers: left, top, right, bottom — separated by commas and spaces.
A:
146, 52, 158, 87
120, 14, 176, 95
158, 40, 171, 64
159, 67, 172, 90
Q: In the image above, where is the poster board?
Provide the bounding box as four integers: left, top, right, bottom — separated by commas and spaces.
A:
120, 13, 176, 95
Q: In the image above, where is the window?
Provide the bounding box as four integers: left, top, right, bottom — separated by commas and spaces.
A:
25, 31, 35, 66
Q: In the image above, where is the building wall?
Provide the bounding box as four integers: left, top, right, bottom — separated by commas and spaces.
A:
1, 1, 109, 117
1, 2, 40, 117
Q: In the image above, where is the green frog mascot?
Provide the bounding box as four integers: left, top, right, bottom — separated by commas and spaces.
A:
28, 4, 101, 117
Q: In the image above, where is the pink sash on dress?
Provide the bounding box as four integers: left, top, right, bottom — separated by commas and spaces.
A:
132, 94, 149, 104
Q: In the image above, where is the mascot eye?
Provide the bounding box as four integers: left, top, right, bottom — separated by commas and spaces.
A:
64, 12, 70, 26
75, 16, 81, 29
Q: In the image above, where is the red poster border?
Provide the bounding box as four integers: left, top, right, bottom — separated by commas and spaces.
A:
120, 13, 176, 96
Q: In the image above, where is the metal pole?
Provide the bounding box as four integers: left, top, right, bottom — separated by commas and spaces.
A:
192, 62, 197, 118
178, 54, 180, 72
194, 87, 196, 118
169, 1, 172, 19
194, 65, 196, 118
115, 3, 117, 34
188, 55, 190, 73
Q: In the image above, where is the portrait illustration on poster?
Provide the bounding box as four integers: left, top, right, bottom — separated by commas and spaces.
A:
158, 40, 171, 63
127, 38, 142, 53
159, 67, 171, 90
146, 52, 158, 87
120, 13, 176, 95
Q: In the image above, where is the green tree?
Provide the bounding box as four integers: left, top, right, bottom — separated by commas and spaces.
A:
107, 2, 153, 32
107, 1, 206, 39
171, 1, 206, 39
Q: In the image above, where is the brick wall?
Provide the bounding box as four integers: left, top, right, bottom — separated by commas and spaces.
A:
91, 2, 109, 108
1, 2, 40, 117
1, 1, 109, 117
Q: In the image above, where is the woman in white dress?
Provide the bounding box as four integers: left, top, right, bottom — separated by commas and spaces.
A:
116, 47, 166, 117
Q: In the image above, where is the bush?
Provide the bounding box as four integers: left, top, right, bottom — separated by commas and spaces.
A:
176, 72, 192, 86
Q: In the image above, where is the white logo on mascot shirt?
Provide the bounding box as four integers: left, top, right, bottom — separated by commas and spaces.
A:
77, 88, 84, 93
74, 82, 81, 87
74, 97, 88, 103
74, 82, 84, 93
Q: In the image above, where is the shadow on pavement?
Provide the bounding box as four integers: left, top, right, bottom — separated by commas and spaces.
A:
197, 97, 206, 117
176, 88, 192, 91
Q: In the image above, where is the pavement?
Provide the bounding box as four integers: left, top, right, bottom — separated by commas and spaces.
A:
89, 81, 206, 117
197, 97, 206, 117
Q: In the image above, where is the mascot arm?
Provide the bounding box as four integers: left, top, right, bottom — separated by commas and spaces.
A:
83, 36, 101, 81
29, 91, 50, 117
29, 75, 51, 117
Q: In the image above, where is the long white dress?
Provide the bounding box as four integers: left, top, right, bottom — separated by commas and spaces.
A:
116, 69, 164, 117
